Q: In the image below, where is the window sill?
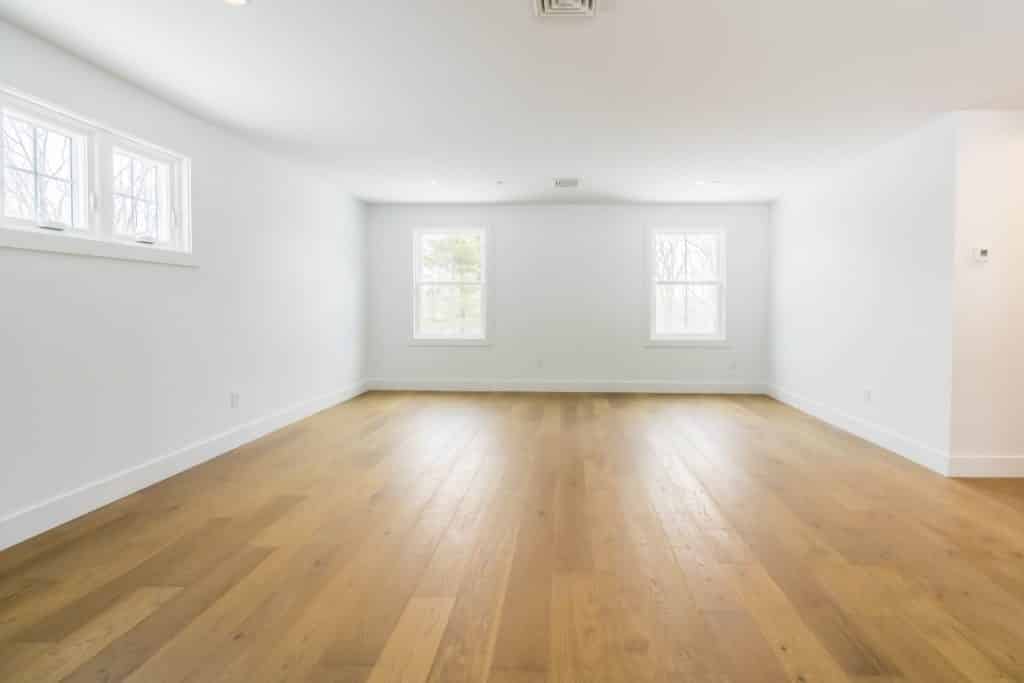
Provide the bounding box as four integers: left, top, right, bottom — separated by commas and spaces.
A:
0, 224, 196, 267
409, 338, 492, 348
645, 338, 730, 349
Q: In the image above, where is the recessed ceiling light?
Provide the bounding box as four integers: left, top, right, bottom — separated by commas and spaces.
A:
224, 0, 249, 6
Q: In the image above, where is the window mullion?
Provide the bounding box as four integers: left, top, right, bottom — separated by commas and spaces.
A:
32, 125, 40, 224
70, 130, 76, 227
96, 132, 113, 240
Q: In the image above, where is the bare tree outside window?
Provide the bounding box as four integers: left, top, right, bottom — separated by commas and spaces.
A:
652, 231, 724, 339
113, 151, 167, 241
2, 114, 78, 228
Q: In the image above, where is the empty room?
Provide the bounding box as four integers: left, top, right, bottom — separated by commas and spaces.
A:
2, 1, 1024, 681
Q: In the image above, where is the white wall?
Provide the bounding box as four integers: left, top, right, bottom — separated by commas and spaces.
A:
950, 112, 1024, 474
770, 117, 958, 474
0, 22, 367, 549
367, 203, 771, 391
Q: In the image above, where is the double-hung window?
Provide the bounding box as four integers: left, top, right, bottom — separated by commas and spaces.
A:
1, 87, 192, 261
649, 229, 726, 342
413, 229, 487, 341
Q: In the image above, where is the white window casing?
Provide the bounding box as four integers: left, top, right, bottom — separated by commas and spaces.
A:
412, 227, 488, 344
648, 228, 727, 345
1, 86, 193, 266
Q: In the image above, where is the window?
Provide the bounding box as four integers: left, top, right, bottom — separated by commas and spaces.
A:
113, 149, 171, 244
649, 229, 726, 341
1, 87, 192, 261
2, 112, 88, 230
413, 229, 486, 341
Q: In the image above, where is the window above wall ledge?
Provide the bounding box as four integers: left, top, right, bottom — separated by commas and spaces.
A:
0, 86, 194, 267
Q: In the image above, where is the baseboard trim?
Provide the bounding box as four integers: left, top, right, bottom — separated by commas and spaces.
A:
769, 385, 950, 476
0, 381, 368, 552
365, 378, 769, 395
948, 454, 1024, 478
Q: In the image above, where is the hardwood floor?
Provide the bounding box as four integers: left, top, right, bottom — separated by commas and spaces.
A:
2, 392, 1024, 682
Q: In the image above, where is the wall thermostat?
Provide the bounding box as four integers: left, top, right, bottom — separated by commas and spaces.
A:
973, 247, 991, 263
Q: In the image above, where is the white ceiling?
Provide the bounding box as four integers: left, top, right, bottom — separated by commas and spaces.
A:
1, 1, 1023, 203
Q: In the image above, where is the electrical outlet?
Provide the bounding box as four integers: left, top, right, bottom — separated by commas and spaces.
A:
230, 392, 241, 409
863, 388, 873, 404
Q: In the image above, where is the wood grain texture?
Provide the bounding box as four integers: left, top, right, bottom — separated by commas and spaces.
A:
2, 391, 1024, 682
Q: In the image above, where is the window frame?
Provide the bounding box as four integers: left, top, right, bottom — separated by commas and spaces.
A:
0, 86, 193, 266
647, 227, 728, 345
1, 99, 92, 233
411, 227, 489, 345
110, 143, 180, 248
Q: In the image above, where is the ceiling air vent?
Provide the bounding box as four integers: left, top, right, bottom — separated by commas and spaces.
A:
554, 177, 580, 189
535, 0, 597, 17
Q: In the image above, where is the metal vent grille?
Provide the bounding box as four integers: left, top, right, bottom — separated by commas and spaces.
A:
535, 0, 597, 17
553, 177, 580, 189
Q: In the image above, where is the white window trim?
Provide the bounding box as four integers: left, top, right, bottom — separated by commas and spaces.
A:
646, 227, 728, 346
110, 143, 181, 249
411, 227, 490, 345
0, 85, 194, 267
1, 99, 92, 234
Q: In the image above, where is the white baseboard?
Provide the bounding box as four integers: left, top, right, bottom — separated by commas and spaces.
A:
365, 378, 769, 395
948, 454, 1024, 478
0, 381, 368, 552
769, 385, 951, 476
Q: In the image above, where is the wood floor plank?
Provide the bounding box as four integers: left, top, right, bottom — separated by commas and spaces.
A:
549, 572, 611, 683
427, 404, 543, 683
703, 609, 790, 683
365, 597, 455, 683
14, 495, 300, 644
0, 586, 180, 682
1, 392, 1023, 682
487, 435, 558, 679
211, 421, 475, 682
726, 562, 855, 683
61, 545, 273, 683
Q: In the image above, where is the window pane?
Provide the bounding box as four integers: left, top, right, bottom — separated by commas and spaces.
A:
655, 284, 719, 336
654, 233, 686, 281
37, 128, 73, 180
156, 205, 171, 242
135, 200, 158, 237
38, 177, 73, 226
683, 234, 719, 280
131, 159, 145, 199
417, 284, 483, 338
2, 116, 35, 171
420, 233, 482, 282
113, 194, 133, 235
142, 164, 158, 202
654, 232, 719, 281
3, 166, 36, 221
113, 153, 132, 194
